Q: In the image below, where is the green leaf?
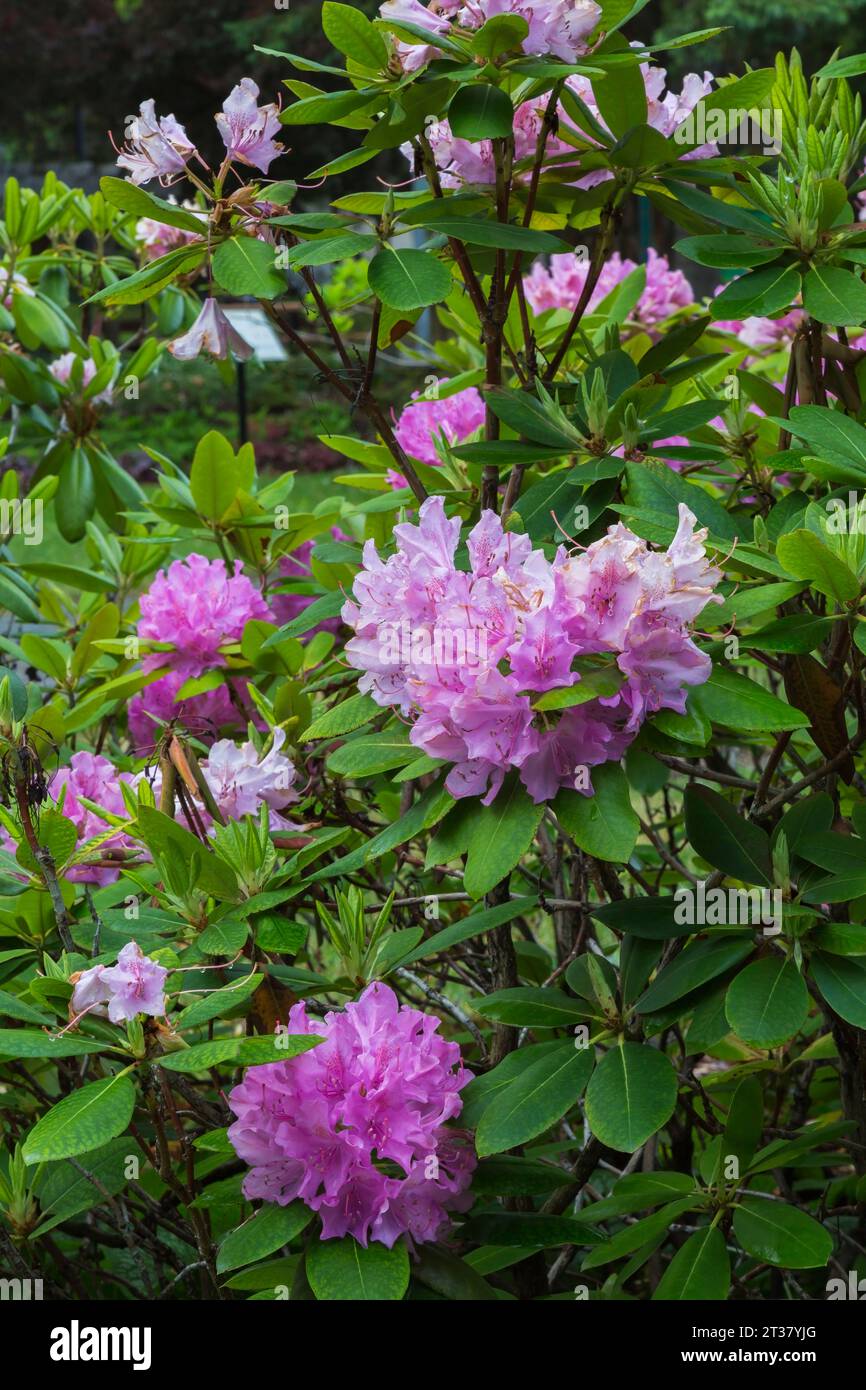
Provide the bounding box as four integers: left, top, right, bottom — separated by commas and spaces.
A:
692, 668, 811, 733
321, 2, 388, 68
584, 1043, 678, 1152
22, 1074, 136, 1164
198, 919, 249, 956
100, 176, 204, 233
470, 13, 529, 59
306, 1235, 409, 1300
463, 776, 544, 898
684, 784, 772, 885
636, 937, 754, 1014
394, 896, 537, 968
553, 763, 638, 863
810, 952, 866, 1028
591, 35, 647, 137
326, 728, 416, 776
710, 265, 801, 320
653, 1226, 730, 1300
725, 956, 809, 1048
281, 88, 382, 126
676, 234, 780, 270
33, 1139, 131, 1236
57, 447, 95, 542
412, 1245, 497, 1300
216, 1202, 312, 1273
582, 1197, 698, 1270
722, 1074, 765, 1173
475, 987, 588, 1027
157, 1034, 322, 1073
367, 248, 451, 311
415, 216, 563, 253
776, 529, 860, 603
476, 1041, 594, 1156
287, 232, 376, 267
303, 692, 380, 740
0, 1030, 108, 1059
212, 238, 285, 300
189, 430, 244, 521
176, 973, 262, 1030
447, 83, 514, 139
733, 1197, 832, 1269
802, 266, 866, 328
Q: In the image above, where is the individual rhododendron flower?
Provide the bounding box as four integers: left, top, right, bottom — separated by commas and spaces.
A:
524, 248, 694, 327
227, 981, 475, 1248
114, 99, 198, 186
52, 751, 137, 885
138, 728, 299, 829
71, 942, 168, 1025
391, 384, 485, 483
216, 78, 283, 174
128, 554, 271, 749
167, 298, 254, 362
48, 353, 114, 407
342, 497, 721, 804
199, 728, 298, 825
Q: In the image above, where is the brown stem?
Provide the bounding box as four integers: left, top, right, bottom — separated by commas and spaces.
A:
543, 189, 624, 383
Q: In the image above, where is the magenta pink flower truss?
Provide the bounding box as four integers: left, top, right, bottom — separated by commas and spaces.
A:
524, 248, 694, 327
390, 384, 485, 485
52, 751, 137, 885
227, 982, 475, 1248
342, 497, 721, 804
129, 554, 271, 749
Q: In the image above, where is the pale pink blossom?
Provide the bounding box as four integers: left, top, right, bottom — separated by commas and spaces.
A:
71, 942, 167, 1024
48, 352, 114, 407
216, 78, 283, 174
114, 99, 197, 186
167, 298, 254, 362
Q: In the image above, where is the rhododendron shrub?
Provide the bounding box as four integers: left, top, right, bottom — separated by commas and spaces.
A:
6, 7, 866, 1319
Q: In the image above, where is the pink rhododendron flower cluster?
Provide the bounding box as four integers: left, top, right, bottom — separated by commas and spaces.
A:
48, 353, 114, 406
404, 39, 713, 187
382, 0, 601, 72
390, 384, 485, 486
227, 981, 475, 1248
524, 248, 694, 327
52, 751, 137, 885
342, 497, 721, 804
71, 942, 167, 1024
129, 554, 271, 749
115, 79, 282, 187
